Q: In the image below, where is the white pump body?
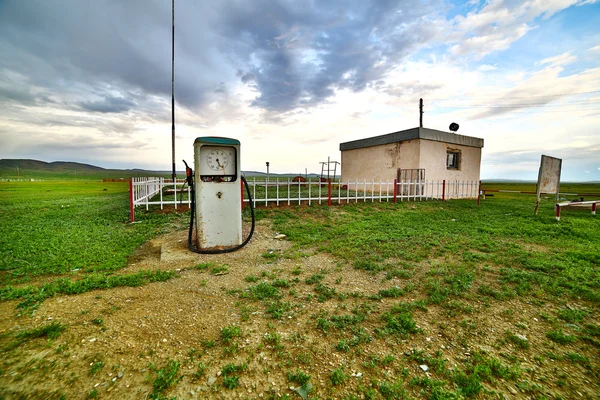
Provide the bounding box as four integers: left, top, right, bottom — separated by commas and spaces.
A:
193, 137, 242, 248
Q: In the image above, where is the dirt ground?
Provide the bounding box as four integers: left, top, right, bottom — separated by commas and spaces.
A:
0, 221, 598, 399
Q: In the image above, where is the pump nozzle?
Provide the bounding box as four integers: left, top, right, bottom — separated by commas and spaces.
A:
182, 160, 193, 188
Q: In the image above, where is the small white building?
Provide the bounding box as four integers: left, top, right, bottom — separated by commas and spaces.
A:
339, 127, 484, 197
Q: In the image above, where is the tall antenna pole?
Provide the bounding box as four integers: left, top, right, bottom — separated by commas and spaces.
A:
419, 98, 423, 128
171, 0, 176, 183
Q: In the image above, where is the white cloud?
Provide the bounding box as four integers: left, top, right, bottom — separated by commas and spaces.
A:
444, 0, 594, 59
477, 64, 497, 71
538, 51, 577, 67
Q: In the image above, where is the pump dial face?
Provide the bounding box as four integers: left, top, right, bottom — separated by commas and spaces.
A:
199, 145, 236, 176
206, 149, 229, 172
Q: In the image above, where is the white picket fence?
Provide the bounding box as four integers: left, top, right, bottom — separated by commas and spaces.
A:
130, 177, 191, 211
129, 177, 480, 221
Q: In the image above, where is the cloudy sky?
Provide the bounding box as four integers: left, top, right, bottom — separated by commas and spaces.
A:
1, 0, 599, 181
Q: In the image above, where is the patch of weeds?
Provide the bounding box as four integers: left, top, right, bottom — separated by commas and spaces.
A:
193, 262, 213, 271
238, 304, 253, 322
377, 310, 420, 337
223, 342, 239, 356
335, 340, 350, 352
88, 354, 105, 376
91, 318, 103, 326
330, 367, 346, 386
220, 325, 242, 343
245, 275, 259, 283
16, 321, 67, 345
546, 329, 577, 344
221, 363, 248, 376
354, 258, 383, 273
329, 313, 365, 329
5, 270, 176, 312
506, 331, 530, 349
272, 279, 291, 288
451, 369, 483, 397
477, 284, 506, 300
287, 370, 311, 386
266, 300, 291, 319
378, 285, 408, 298
223, 375, 239, 389
584, 324, 600, 336
565, 352, 590, 367
305, 273, 325, 285
149, 360, 182, 399
364, 354, 395, 369
291, 266, 302, 276
314, 283, 336, 302
242, 282, 281, 300
261, 271, 277, 279
201, 339, 216, 349
557, 308, 589, 323
444, 300, 474, 316
466, 352, 520, 381
262, 250, 280, 261
192, 362, 208, 380
385, 268, 413, 280
211, 265, 229, 275
409, 376, 456, 398
349, 326, 372, 346
426, 278, 449, 304
378, 379, 408, 399
263, 332, 281, 347
87, 389, 98, 399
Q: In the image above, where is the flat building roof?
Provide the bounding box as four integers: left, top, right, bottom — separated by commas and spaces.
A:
339, 127, 484, 151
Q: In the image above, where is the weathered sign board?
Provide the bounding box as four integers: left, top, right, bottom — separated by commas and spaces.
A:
535, 155, 562, 215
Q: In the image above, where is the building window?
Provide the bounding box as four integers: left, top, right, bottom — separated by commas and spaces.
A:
446, 151, 460, 170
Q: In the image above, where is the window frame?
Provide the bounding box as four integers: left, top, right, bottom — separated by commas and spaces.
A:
446, 150, 460, 170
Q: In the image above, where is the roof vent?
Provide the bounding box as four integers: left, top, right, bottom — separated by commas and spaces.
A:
449, 122, 459, 132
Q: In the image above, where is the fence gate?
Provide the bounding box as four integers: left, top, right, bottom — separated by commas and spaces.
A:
397, 168, 425, 197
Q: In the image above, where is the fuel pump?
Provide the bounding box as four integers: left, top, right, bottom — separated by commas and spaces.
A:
185, 137, 255, 254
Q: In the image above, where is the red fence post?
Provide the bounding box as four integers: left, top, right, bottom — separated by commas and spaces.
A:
442, 180, 446, 202
129, 178, 135, 223
555, 204, 560, 221
393, 178, 397, 203
328, 181, 332, 206
592, 202, 597, 216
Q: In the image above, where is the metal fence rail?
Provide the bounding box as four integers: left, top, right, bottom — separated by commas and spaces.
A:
244, 178, 480, 207
129, 177, 480, 221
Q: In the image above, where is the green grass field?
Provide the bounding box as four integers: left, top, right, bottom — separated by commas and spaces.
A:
0, 181, 186, 310
0, 179, 598, 399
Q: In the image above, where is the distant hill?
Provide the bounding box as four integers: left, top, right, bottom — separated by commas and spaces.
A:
0, 159, 106, 172
0, 159, 326, 180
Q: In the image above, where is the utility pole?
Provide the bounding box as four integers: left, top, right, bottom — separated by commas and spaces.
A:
171, 0, 176, 183
266, 162, 270, 184
419, 98, 423, 128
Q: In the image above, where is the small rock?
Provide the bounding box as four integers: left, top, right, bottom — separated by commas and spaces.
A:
508, 386, 518, 395
162, 338, 167, 343
274, 234, 287, 239
89, 338, 97, 343
515, 334, 528, 341
216, 371, 222, 377
207, 376, 216, 385
117, 371, 124, 379
419, 365, 429, 372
